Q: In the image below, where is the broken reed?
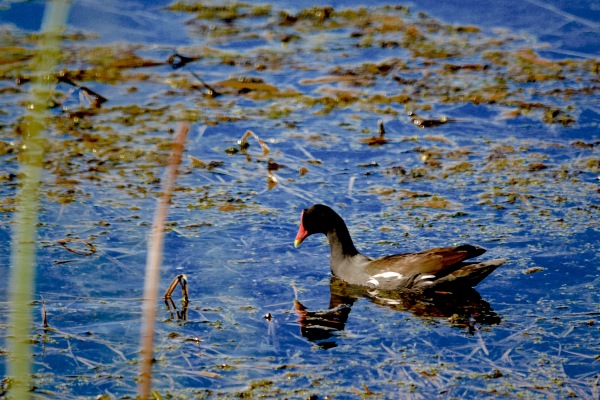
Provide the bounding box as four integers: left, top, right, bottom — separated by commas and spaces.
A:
7, 1, 71, 399
138, 123, 189, 398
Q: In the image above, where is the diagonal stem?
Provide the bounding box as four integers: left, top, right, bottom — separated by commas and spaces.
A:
138, 123, 189, 398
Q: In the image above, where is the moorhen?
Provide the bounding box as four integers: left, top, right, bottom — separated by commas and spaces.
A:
294, 204, 505, 291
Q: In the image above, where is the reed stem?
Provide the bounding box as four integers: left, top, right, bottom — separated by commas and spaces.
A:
138, 123, 189, 398
8, 1, 70, 398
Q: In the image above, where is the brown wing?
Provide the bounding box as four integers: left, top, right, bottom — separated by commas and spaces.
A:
365, 245, 486, 276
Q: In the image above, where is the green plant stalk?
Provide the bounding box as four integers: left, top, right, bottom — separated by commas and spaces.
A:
8, 1, 70, 398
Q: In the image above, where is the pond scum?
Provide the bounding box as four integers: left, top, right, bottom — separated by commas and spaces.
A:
0, 2, 599, 399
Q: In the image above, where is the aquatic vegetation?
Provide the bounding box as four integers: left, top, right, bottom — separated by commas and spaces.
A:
0, 1, 598, 398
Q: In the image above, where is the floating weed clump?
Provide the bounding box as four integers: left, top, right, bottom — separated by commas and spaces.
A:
167, 2, 271, 21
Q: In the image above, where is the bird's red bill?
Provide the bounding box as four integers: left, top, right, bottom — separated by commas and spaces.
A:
294, 210, 308, 248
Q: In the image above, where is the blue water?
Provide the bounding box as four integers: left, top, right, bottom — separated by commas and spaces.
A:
0, 0, 599, 398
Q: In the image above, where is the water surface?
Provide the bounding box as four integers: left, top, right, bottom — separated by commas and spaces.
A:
0, 0, 598, 398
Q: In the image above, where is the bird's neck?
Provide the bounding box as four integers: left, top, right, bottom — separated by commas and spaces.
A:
326, 221, 360, 272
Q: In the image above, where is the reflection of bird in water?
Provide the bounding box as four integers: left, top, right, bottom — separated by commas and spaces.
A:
295, 277, 501, 349
293, 204, 506, 348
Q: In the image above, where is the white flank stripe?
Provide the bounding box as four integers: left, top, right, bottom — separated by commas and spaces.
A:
372, 272, 403, 280
367, 278, 380, 286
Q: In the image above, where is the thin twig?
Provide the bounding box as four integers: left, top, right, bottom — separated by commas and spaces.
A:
238, 130, 270, 156
164, 275, 181, 299
179, 275, 189, 300
164, 274, 188, 302
56, 238, 96, 256
41, 299, 49, 329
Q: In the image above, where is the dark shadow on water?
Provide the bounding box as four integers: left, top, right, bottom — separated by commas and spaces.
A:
295, 277, 501, 349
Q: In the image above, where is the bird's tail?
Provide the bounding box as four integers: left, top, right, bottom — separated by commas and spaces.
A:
432, 258, 506, 289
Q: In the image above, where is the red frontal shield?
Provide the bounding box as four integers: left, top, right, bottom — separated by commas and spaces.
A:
294, 210, 308, 248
